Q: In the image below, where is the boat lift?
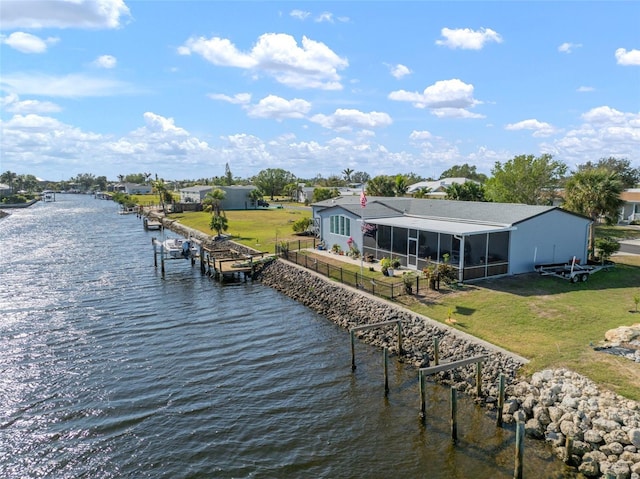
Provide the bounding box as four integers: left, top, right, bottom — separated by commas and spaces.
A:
535, 257, 614, 283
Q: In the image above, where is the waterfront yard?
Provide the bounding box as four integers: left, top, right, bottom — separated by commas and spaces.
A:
162, 206, 640, 401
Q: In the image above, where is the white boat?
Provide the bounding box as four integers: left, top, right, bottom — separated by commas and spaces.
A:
160, 238, 198, 259
42, 190, 55, 202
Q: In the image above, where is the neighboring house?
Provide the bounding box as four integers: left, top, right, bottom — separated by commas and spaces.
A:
297, 186, 316, 203
0, 183, 11, 196
180, 186, 213, 203
113, 182, 152, 194
406, 177, 480, 198
620, 189, 640, 223
312, 196, 591, 282
179, 185, 258, 210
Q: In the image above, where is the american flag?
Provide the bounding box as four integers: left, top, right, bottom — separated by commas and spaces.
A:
360, 189, 367, 208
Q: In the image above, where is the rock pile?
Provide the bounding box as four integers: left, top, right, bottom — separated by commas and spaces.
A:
259, 259, 640, 478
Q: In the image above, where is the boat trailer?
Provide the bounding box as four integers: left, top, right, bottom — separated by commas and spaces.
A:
535, 257, 614, 283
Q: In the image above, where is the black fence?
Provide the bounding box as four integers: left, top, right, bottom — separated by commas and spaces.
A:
276, 239, 423, 300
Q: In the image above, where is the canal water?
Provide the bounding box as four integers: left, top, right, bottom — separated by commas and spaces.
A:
0, 194, 575, 478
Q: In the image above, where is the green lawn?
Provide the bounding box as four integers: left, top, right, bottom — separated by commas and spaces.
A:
397, 254, 640, 400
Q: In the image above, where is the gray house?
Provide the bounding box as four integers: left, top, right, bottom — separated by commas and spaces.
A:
179, 185, 258, 210
312, 196, 591, 281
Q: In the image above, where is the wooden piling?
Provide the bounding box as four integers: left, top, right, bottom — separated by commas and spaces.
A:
351, 330, 356, 371
497, 373, 505, 427
383, 347, 389, 395
476, 361, 482, 397
160, 244, 165, 279
433, 337, 440, 366
514, 420, 524, 479
419, 370, 426, 418
564, 435, 573, 464
450, 387, 458, 441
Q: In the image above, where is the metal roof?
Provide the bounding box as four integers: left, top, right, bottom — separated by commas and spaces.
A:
367, 216, 513, 235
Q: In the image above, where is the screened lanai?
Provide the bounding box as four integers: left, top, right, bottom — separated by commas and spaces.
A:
361, 216, 513, 281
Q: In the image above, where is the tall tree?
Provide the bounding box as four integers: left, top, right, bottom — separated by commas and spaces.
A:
366, 175, 396, 197
563, 168, 624, 259
312, 187, 340, 202
0, 171, 17, 191
224, 163, 234, 186
342, 168, 354, 183
577, 157, 639, 189
351, 171, 370, 184
252, 168, 296, 200
394, 174, 408, 196
209, 213, 229, 238
485, 154, 567, 205
439, 163, 488, 183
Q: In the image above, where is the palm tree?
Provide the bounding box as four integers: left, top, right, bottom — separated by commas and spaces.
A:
342, 168, 354, 183
210, 213, 229, 238
203, 188, 226, 215
394, 175, 408, 197
152, 179, 168, 212
563, 168, 623, 259
0, 171, 17, 192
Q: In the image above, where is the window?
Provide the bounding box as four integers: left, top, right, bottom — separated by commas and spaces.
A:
329, 214, 351, 236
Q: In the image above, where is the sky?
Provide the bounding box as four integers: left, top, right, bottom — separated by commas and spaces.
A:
0, 0, 639, 183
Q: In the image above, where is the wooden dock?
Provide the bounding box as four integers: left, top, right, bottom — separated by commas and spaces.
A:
203, 248, 274, 281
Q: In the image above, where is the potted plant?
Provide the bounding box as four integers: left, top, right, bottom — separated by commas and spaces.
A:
391, 257, 401, 269
331, 243, 341, 254
403, 272, 416, 294
380, 257, 391, 276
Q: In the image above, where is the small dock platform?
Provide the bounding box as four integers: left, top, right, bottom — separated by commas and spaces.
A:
204, 248, 274, 281
143, 217, 163, 231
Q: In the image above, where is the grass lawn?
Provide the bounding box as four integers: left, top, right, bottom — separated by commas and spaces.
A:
396, 254, 640, 400
168, 206, 312, 253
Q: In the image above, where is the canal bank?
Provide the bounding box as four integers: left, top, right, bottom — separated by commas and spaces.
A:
154, 211, 640, 478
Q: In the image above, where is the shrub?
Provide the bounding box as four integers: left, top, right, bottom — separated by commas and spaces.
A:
292, 217, 312, 233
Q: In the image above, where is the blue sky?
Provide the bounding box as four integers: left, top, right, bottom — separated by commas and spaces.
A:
1, 0, 638, 182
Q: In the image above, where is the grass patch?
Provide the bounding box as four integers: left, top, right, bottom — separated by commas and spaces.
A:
168, 207, 312, 253
397, 255, 640, 400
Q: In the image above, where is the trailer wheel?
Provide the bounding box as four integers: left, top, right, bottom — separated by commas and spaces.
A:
580, 273, 589, 282
570, 275, 579, 283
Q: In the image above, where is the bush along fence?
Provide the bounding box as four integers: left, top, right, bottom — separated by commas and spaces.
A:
275, 239, 459, 300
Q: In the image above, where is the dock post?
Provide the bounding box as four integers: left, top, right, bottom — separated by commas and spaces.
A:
497, 373, 505, 427
476, 361, 482, 398
153, 238, 157, 268
160, 244, 166, 279
433, 337, 439, 366
397, 321, 403, 356
564, 436, 573, 464
450, 387, 458, 441
514, 420, 524, 479
350, 330, 356, 371
383, 347, 389, 395
200, 246, 205, 274
419, 370, 426, 419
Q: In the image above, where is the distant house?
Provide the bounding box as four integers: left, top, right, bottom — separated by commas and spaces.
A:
312, 196, 591, 282
179, 185, 258, 210
620, 189, 640, 223
113, 182, 152, 195
0, 183, 11, 196
406, 177, 480, 198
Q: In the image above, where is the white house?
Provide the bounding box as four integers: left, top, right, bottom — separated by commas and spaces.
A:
113, 182, 152, 194
406, 177, 480, 198
312, 196, 591, 282
620, 189, 640, 223
179, 185, 259, 210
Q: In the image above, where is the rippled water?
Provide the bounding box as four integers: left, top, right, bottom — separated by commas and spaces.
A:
0, 195, 574, 478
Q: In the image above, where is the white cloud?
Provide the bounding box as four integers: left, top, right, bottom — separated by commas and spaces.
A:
558, 42, 582, 54
577, 86, 595, 92
179, 32, 348, 90
390, 64, 411, 79
615, 48, 640, 66
316, 12, 334, 23
409, 130, 433, 141
389, 78, 482, 118
1, 32, 59, 53
0, 93, 61, 114
93, 55, 117, 69
208, 93, 252, 104
289, 9, 311, 20
0, 0, 131, 29
435, 27, 502, 50
246, 95, 312, 120
541, 106, 640, 164
505, 119, 557, 137
0, 72, 135, 97
310, 108, 392, 131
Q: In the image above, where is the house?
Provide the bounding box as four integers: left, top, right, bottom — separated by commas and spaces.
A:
0, 183, 11, 196
620, 189, 640, 223
113, 182, 152, 195
406, 177, 480, 198
312, 196, 591, 282
178, 185, 258, 210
